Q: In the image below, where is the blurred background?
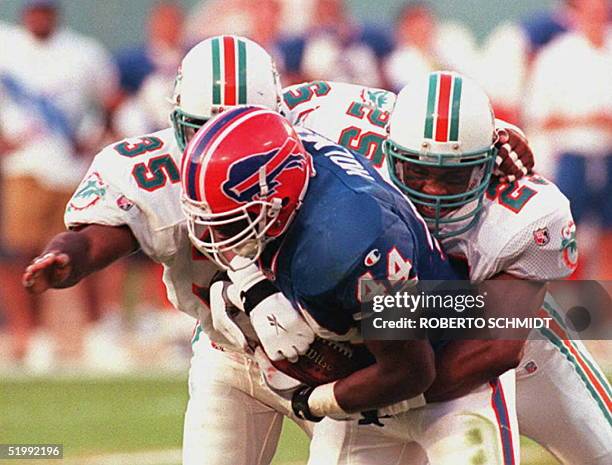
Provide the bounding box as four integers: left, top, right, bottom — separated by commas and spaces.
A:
0, 0, 610, 464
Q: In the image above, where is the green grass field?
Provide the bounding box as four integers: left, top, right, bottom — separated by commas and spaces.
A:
0, 376, 561, 465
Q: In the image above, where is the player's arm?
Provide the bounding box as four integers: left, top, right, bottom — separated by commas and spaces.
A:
223, 255, 315, 361
427, 190, 576, 401
292, 218, 436, 420
292, 339, 435, 421
335, 339, 435, 412
425, 274, 546, 403
22, 224, 138, 293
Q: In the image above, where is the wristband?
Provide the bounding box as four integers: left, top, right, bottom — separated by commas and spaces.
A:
306, 382, 348, 418
291, 385, 323, 422
242, 279, 279, 315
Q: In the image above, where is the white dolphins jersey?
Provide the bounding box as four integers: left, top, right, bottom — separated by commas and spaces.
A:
285, 81, 577, 282
283, 81, 396, 184
64, 128, 238, 344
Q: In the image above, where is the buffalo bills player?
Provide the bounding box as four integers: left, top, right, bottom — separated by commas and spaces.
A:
180, 104, 460, 416
179, 105, 520, 465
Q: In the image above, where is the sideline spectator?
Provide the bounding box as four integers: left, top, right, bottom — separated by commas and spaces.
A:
479, 1, 577, 125
278, 0, 385, 86
383, 2, 477, 92
525, 0, 612, 278
186, 0, 253, 43
113, 2, 186, 135
115, 1, 185, 96
186, 0, 288, 76
0, 0, 120, 366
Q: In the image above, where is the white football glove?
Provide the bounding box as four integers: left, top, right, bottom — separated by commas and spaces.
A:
210, 276, 251, 354
228, 257, 315, 363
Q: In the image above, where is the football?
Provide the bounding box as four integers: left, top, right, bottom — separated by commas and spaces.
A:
271, 336, 375, 386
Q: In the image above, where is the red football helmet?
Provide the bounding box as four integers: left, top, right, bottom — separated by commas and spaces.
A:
181, 106, 313, 270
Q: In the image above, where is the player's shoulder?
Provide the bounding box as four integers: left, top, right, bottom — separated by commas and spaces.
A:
94, 127, 178, 165
89, 127, 180, 194
290, 191, 404, 295
283, 80, 395, 115
482, 174, 570, 229
465, 175, 573, 274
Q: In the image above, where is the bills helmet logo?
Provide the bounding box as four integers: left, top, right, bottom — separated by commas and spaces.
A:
222, 138, 307, 203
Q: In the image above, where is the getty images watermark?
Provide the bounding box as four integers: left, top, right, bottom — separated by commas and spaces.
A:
359, 280, 612, 341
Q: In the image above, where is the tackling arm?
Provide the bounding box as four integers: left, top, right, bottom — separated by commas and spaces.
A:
22, 224, 138, 293
292, 338, 435, 421
333, 339, 435, 412
425, 272, 546, 402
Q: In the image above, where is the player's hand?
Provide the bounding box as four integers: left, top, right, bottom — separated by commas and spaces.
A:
249, 293, 315, 362
254, 347, 303, 400
22, 252, 72, 294
493, 128, 534, 182
210, 276, 251, 353
227, 257, 315, 362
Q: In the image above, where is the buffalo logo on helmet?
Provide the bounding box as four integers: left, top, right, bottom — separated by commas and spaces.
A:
222, 137, 307, 203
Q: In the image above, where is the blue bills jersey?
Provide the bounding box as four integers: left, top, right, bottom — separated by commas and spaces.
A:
259, 129, 465, 335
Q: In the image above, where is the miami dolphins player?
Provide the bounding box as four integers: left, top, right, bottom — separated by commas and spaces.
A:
179, 104, 521, 465
287, 73, 612, 465
19, 34, 562, 465
21, 36, 322, 465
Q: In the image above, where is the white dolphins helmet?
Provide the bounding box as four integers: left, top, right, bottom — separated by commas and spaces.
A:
384, 71, 497, 238
171, 35, 283, 150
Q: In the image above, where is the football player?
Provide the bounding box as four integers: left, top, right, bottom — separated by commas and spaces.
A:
284, 74, 611, 465
21, 36, 541, 465
179, 105, 521, 465
22, 36, 320, 465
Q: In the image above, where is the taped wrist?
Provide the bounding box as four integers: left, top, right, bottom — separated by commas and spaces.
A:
291, 385, 323, 422
306, 382, 348, 418
242, 279, 279, 315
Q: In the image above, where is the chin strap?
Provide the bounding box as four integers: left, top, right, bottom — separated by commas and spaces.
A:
259, 166, 269, 198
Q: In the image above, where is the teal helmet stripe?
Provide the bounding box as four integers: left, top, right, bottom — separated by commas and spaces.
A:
237, 39, 247, 104
449, 76, 463, 141
424, 73, 438, 139
212, 37, 222, 105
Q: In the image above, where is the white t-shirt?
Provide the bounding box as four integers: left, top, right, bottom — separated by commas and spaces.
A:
525, 29, 612, 157
0, 28, 119, 188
